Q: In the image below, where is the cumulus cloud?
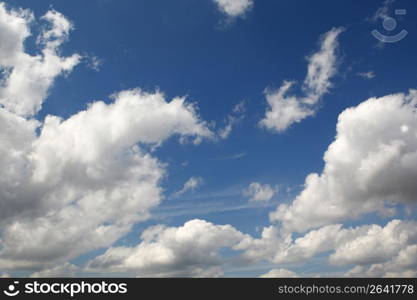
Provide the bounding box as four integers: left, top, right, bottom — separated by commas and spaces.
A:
345, 244, 417, 278
241, 219, 417, 277
172, 176, 204, 198
271, 90, 417, 232
0, 4, 213, 272
260, 268, 298, 278
329, 219, 417, 266
0, 89, 213, 271
243, 182, 276, 203
241, 223, 349, 264
260, 27, 343, 132
30, 263, 79, 278
239, 226, 290, 263
86, 219, 251, 277
0, 4, 81, 116
213, 0, 253, 18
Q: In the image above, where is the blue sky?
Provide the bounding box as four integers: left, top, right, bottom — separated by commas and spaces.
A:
1, 0, 417, 278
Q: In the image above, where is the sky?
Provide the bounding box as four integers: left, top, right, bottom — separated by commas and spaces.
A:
0, 0, 417, 278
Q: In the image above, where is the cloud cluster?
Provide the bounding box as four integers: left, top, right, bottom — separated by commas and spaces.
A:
329, 220, 417, 267
213, 0, 253, 18
87, 217, 417, 277
345, 245, 417, 278
260, 27, 343, 132
0, 4, 212, 272
86, 219, 251, 277
271, 90, 417, 232
241, 219, 417, 278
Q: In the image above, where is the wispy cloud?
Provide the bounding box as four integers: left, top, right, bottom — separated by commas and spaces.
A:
212, 152, 247, 160
153, 197, 280, 220
259, 27, 344, 133
218, 101, 246, 139
357, 71, 375, 79
172, 176, 204, 198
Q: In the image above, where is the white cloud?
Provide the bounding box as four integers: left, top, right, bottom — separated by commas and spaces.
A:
0, 89, 213, 271
345, 244, 417, 278
2, 1, 415, 280
243, 182, 276, 203
218, 101, 245, 139
260, 28, 343, 132
213, 0, 253, 18
0, 4, 213, 272
0, 4, 81, 116
259, 81, 314, 132
86, 219, 251, 277
30, 90, 212, 184
272, 224, 349, 264
270, 90, 417, 232
0, 3, 32, 64
38, 9, 73, 47
173, 176, 204, 198
241, 223, 352, 264
329, 219, 417, 266
30, 263, 79, 278
241, 219, 417, 277
260, 268, 298, 278
357, 71, 375, 79
239, 226, 290, 263
302, 28, 343, 105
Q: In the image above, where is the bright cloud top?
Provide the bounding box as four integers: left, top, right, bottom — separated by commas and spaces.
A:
213, 0, 253, 17
270, 90, 417, 232
0, 4, 81, 116
86, 219, 251, 277
260, 27, 343, 132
